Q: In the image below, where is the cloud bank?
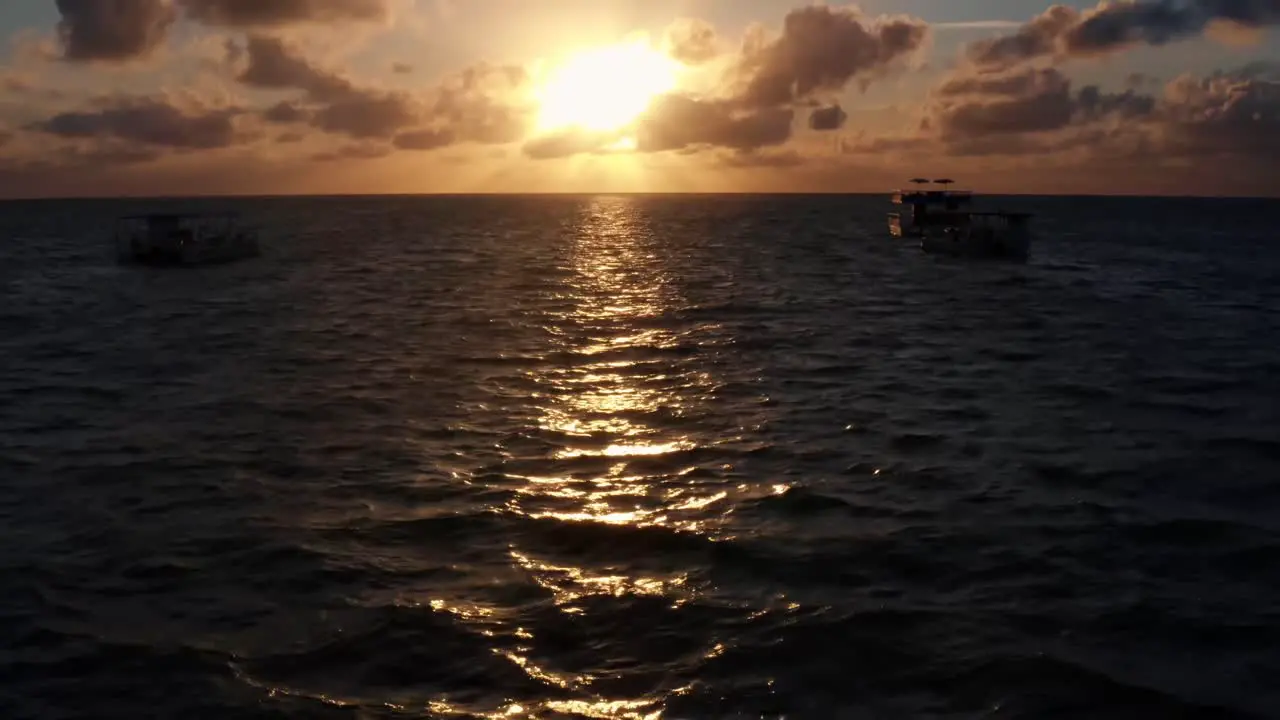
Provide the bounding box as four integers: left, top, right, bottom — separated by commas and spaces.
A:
969, 0, 1280, 70
8, 1, 1280, 196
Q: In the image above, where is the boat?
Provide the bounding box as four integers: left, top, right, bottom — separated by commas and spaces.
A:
887, 177, 973, 238
115, 212, 260, 266
887, 177, 1035, 260
922, 211, 1033, 260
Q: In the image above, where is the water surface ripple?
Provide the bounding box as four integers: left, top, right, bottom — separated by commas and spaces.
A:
2, 195, 1279, 719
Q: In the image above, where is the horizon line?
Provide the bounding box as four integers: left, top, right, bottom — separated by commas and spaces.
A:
2, 190, 1278, 202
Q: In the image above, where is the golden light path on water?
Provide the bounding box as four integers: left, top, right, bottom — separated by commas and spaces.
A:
236, 198, 792, 719
483, 197, 729, 718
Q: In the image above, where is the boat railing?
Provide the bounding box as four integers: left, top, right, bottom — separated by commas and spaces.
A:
892, 190, 974, 205
968, 211, 1032, 228
115, 213, 247, 242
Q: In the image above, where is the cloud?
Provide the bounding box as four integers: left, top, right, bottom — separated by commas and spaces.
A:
393, 128, 455, 150
54, 0, 177, 63
177, 0, 390, 27
262, 100, 310, 124
808, 104, 848, 130
720, 149, 804, 168
733, 5, 929, 108
1155, 71, 1280, 157
425, 64, 535, 144
664, 18, 721, 65
531, 5, 928, 161
876, 60, 1276, 191
311, 142, 391, 162
30, 96, 245, 149
930, 68, 1078, 138
235, 35, 353, 100
312, 91, 419, 138
968, 0, 1280, 71
1230, 60, 1280, 81
225, 33, 534, 147
926, 67, 1154, 140
522, 128, 621, 159
229, 35, 428, 140
392, 62, 413, 74
636, 95, 794, 152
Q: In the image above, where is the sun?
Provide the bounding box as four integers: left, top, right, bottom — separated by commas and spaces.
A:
534, 39, 679, 136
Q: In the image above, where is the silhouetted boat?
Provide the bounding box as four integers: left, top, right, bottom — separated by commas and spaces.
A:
887, 178, 973, 238
888, 177, 1035, 260
115, 213, 260, 266
923, 211, 1033, 261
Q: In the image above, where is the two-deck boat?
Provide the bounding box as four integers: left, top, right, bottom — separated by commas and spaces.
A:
888, 178, 1034, 260
115, 213, 260, 266
887, 178, 972, 238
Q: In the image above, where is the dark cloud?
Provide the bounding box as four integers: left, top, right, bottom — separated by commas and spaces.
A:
664, 18, 721, 65
230, 35, 429, 141
236, 35, 353, 101
906, 62, 1277, 190
263, 100, 310, 124
1156, 72, 1280, 157
1077, 85, 1156, 120
178, 0, 389, 27
312, 92, 420, 139
808, 104, 848, 130
1229, 60, 1280, 81
311, 142, 391, 162
636, 95, 794, 152
392, 62, 413, 75
30, 97, 243, 149
2, 74, 66, 100
936, 67, 1067, 98
735, 5, 929, 108
966, 5, 1079, 69
393, 129, 456, 151
1126, 71, 1160, 89
968, 1, 1280, 71
928, 67, 1153, 140
55, 0, 177, 63
231, 38, 530, 147
933, 69, 1076, 138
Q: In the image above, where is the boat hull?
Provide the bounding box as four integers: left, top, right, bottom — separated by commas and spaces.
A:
922, 225, 1030, 261
119, 231, 260, 267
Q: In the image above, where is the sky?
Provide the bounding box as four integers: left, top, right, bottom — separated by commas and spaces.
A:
0, 0, 1278, 198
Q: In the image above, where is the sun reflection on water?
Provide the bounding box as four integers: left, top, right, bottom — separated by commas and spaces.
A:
491, 197, 726, 716
514, 197, 720, 517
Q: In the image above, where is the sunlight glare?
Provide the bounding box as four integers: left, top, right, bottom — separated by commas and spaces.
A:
535, 39, 678, 135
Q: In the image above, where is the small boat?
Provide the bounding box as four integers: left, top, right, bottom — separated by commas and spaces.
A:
887, 177, 973, 238
922, 211, 1033, 260
115, 212, 260, 266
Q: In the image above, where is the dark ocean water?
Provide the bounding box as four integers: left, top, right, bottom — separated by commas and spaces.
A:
2, 194, 1279, 719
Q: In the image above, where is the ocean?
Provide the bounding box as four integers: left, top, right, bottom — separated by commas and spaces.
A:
2, 194, 1278, 719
